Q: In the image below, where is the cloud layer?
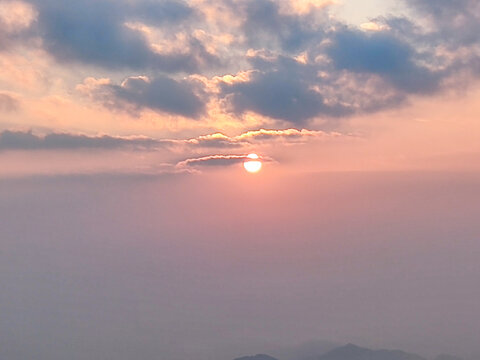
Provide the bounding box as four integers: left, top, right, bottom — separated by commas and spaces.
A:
0, 128, 336, 152
3, 0, 480, 126
0, 130, 160, 150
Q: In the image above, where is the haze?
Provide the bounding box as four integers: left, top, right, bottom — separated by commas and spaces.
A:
1, 0, 480, 359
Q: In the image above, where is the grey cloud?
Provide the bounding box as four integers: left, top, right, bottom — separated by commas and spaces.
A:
128, 0, 194, 26
241, 0, 324, 52
10, 0, 480, 126
0, 130, 162, 151
326, 28, 442, 94
218, 0, 480, 124
28, 0, 217, 73
0, 128, 338, 153
0, 26, 17, 51
83, 75, 206, 118
406, 0, 480, 46
177, 154, 255, 168
218, 1, 480, 124
222, 71, 334, 123
220, 57, 351, 123
0, 93, 19, 112
0, 14, 34, 51
219, 54, 406, 123
176, 153, 275, 169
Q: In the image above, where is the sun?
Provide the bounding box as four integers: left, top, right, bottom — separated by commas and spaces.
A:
243, 153, 262, 173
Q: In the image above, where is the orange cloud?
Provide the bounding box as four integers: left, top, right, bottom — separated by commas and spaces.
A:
0, 0, 36, 32
185, 128, 344, 148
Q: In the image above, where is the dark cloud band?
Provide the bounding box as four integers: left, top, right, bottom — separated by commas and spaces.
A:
0, 130, 161, 151
78, 76, 206, 118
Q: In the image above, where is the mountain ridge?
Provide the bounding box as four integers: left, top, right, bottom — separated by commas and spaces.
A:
234, 343, 464, 360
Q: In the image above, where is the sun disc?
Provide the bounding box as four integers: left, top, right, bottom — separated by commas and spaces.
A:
243, 154, 262, 173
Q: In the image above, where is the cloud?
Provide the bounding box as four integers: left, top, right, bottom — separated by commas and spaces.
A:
0, 0, 36, 50
218, 6, 477, 124
218, 54, 407, 123
216, 0, 436, 124
235, 128, 338, 141
215, 0, 480, 124
176, 153, 273, 169
185, 133, 241, 148
397, 0, 480, 80
0, 130, 162, 151
406, 0, 480, 46
127, 0, 194, 26
176, 154, 248, 168
240, 0, 326, 52
4, 0, 480, 128
281, 0, 335, 15
326, 28, 442, 94
77, 75, 206, 118
220, 57, 351, 123
0, 1, 36, 32
0, 128, 344, 154
0, 93, 19, 112
27, 0, 218, 72
186, 128, 340, 148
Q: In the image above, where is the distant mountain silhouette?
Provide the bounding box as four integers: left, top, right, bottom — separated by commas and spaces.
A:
233, 344, 466, 360
234, 354, 279, 360
270, 340, 339, 360
318, 344, 427, 360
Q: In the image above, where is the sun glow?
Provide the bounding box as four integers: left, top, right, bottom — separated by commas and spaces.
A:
243, 153, 262, 173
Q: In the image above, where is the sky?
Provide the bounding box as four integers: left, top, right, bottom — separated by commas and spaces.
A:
1, 0, 480, 359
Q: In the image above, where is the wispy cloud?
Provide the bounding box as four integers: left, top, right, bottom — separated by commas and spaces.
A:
186, 128, 341, 148
176, 153, 273, 169
0, 0, 37, 49
0, 128, 349, 152
176, 154, 249, 168
0, 130, 162, 151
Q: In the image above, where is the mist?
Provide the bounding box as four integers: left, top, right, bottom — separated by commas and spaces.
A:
1, 171, 479, 360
